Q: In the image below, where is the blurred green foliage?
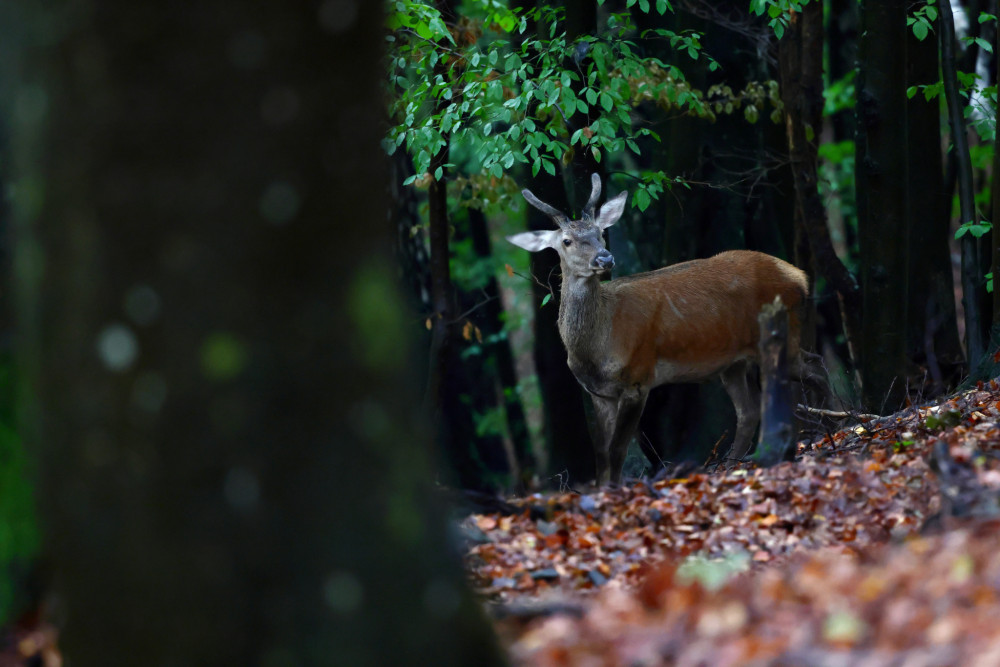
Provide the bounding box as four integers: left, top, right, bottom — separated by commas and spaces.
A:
0, 358, 39, 626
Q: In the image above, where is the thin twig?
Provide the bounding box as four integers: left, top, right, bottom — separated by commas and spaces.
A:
797, 405, 881, 422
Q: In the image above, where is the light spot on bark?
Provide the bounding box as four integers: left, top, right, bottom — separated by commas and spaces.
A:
97, 323, 138, 371
324, 571, 363, 613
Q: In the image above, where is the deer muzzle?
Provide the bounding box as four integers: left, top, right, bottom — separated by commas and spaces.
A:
594, 249, 615, 271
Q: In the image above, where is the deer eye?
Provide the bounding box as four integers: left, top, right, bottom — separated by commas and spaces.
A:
562, 238, 572, 247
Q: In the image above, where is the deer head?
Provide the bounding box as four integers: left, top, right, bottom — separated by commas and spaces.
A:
507, 174, 628, 277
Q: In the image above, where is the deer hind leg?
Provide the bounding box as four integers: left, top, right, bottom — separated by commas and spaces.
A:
721, 361, 761, 462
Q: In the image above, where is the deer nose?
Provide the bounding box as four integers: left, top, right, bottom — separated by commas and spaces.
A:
595, 249, 615, 270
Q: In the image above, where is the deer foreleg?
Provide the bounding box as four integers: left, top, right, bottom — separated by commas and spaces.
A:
590, 394, 617, 486
607, 393, 647, 485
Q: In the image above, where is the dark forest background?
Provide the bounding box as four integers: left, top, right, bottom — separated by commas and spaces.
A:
386, 0, 1000, 493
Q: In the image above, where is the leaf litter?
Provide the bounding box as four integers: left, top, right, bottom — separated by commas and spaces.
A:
464, 380, 1000, 665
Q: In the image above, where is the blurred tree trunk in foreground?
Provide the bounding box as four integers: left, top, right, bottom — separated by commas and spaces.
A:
11, 1, 503, 665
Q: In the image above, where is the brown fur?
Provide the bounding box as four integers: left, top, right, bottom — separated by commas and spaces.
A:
607, 251, 808, 386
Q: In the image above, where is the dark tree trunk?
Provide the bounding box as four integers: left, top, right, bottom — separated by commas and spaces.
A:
391, 152, 432, 314
940, 0, 988, 370
856, 0, 909, 411
779, 1, 862, 372
465, 207, 535, 487
906, 3, 964, 391
427, 137, 488, 487
13, 1, 504, 664
827, 0, 858, 143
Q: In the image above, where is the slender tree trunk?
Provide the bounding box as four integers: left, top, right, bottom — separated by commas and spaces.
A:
12, 1, 505, 664
466, 207, 535, 487
906, 3, 964, 390
856, 0, 909, 411
779, 2, 862, 372
940, 0, 988, 369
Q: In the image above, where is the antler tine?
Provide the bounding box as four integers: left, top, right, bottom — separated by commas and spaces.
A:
582, 173, 602, 220
522, 189, 570, 227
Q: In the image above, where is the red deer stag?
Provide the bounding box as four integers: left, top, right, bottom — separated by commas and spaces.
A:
508, 174, 813, 485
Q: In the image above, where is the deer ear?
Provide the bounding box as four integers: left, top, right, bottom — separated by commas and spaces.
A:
596, 191, 628, 230
506, 230, 559, 252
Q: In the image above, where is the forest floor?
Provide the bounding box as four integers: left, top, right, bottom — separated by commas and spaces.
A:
463, 379, 1000, 666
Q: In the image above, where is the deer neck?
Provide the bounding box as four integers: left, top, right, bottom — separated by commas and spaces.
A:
557, 268, 609, 358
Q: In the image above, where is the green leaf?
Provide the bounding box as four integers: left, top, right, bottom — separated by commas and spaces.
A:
634, 188, 651, 211
638, 0, 650, 12
542, 159, 556, 176
912, 19, 928, 41
906, 86, 918, 99
955, 220, 994, 239
976, 37, 994, 53
656, 0, 669, 14
600, 91, 614, 112
541, 292, 553, 307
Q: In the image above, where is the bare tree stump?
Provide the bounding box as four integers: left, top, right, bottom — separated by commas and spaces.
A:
756, 297, 794, 466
